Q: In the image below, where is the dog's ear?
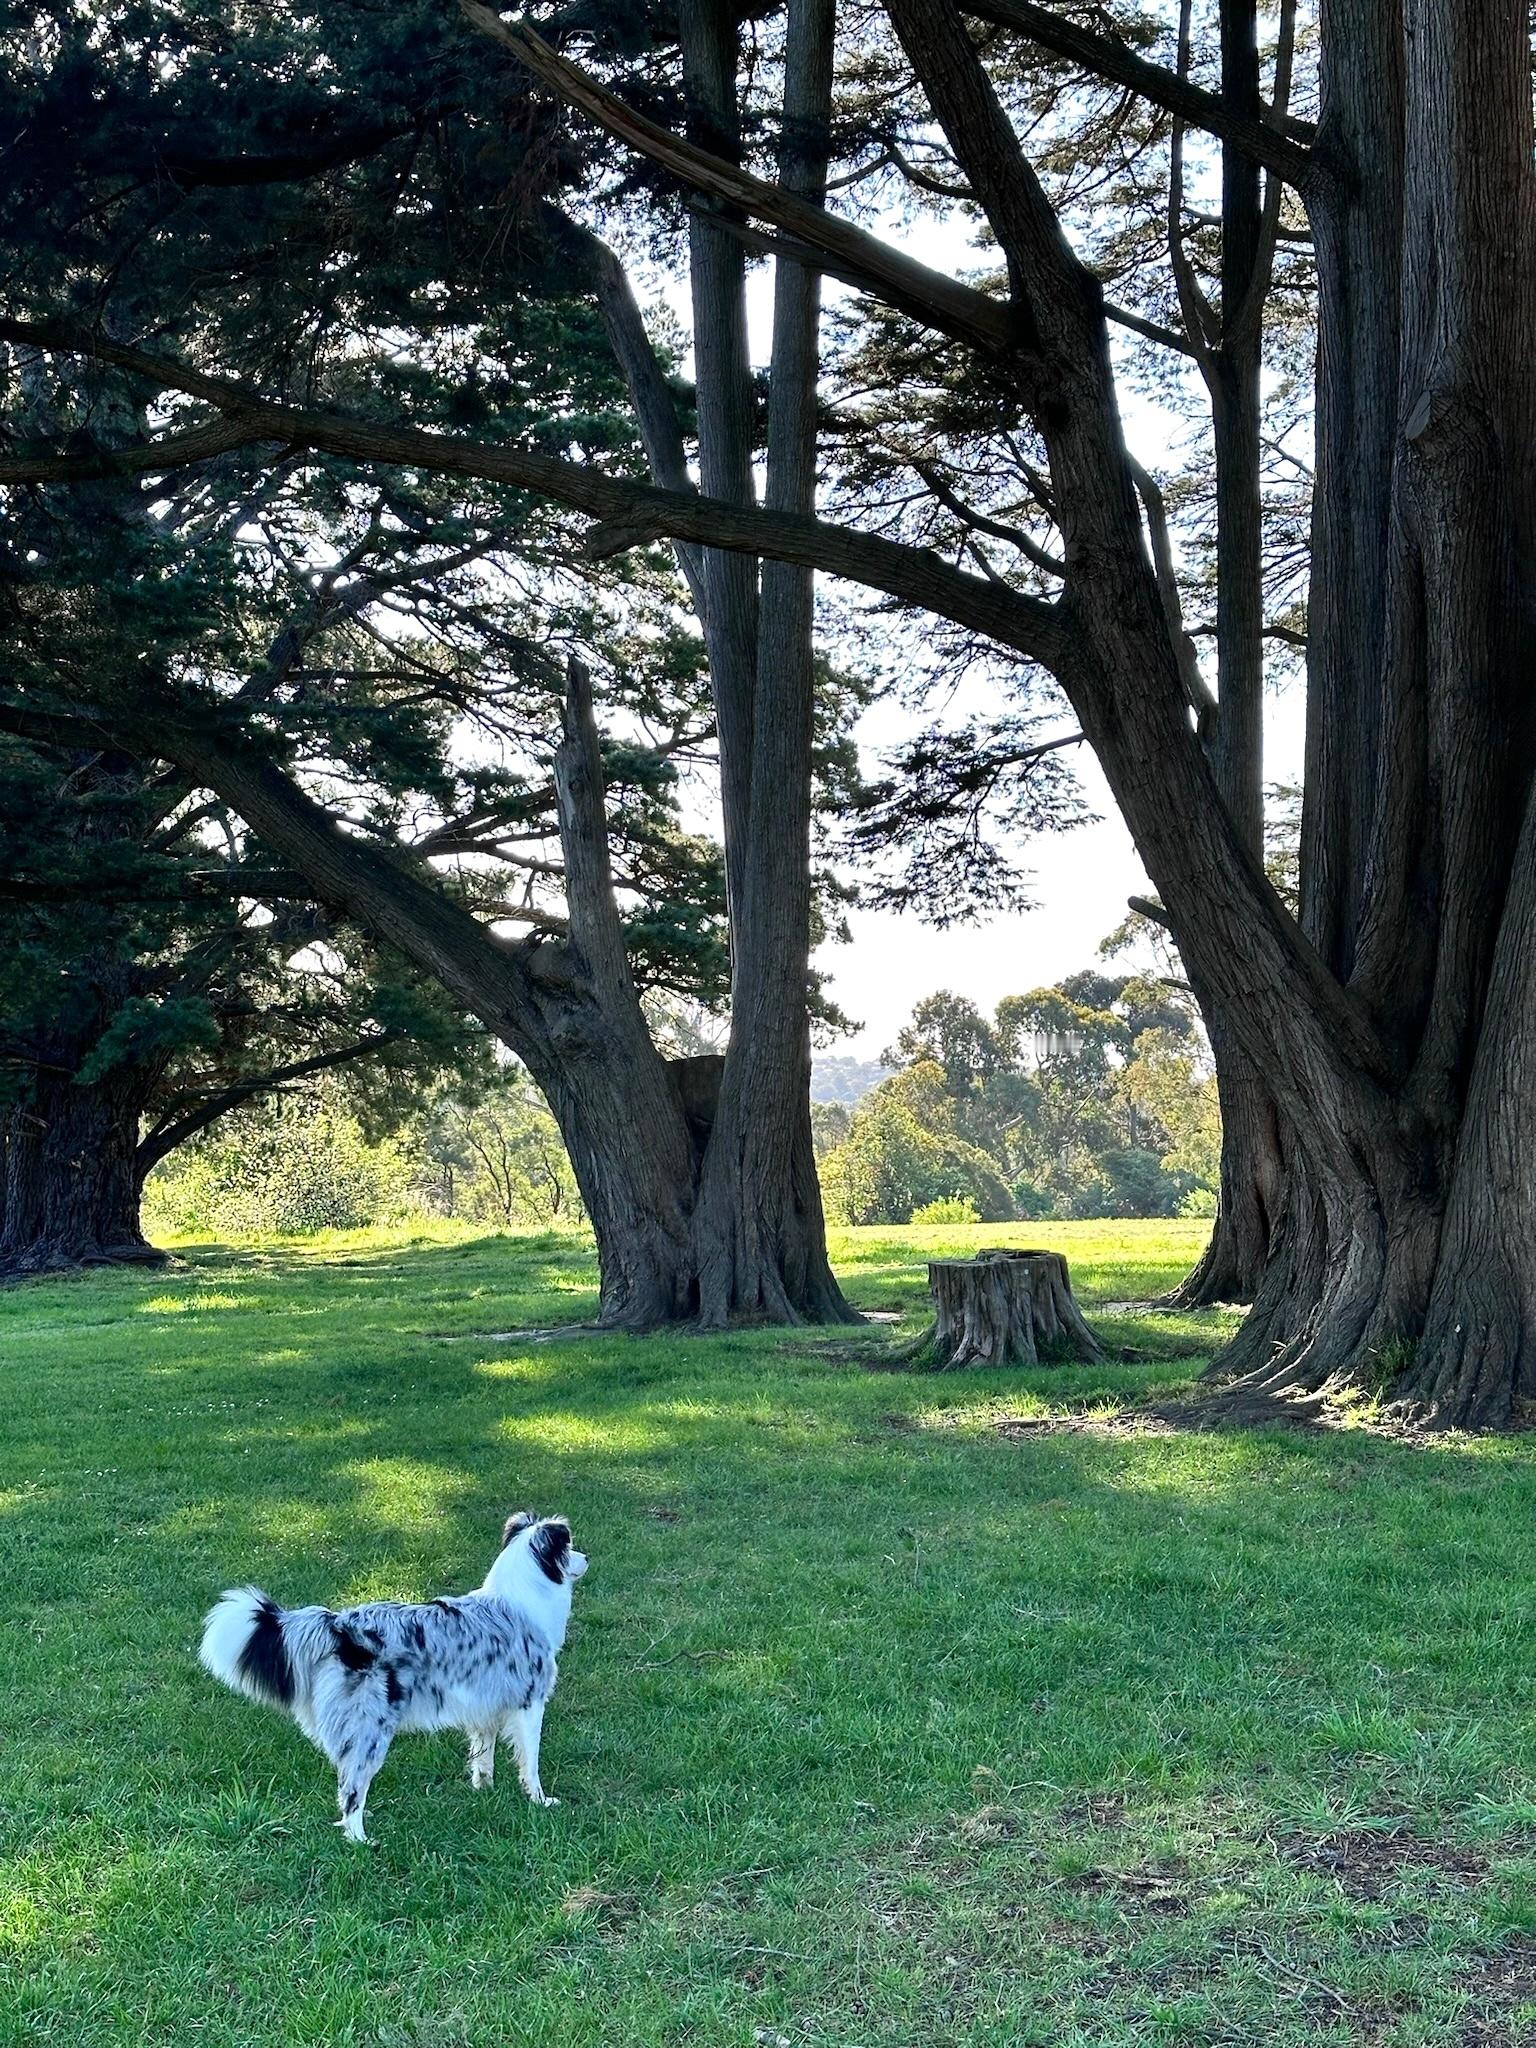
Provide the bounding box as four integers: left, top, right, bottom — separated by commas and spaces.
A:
501, 1510, 537, 1549
530, 1517, 571, 1583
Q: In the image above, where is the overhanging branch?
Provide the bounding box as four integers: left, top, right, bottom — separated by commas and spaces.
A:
137, 1031, 410, 1169
456, 3, 1017, 352
0, 318, 1071, 674
966, 0, 1315, 190
0, 416, 264, 483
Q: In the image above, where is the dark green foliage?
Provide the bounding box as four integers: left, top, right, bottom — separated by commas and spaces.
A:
0, 0, 738, 1242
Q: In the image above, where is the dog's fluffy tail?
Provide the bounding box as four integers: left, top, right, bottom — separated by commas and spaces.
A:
199, 1587, 299, 1712
200, 1587, 377, 1717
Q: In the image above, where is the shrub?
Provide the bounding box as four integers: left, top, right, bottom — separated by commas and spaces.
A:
146, 1095, 413, 1237
909, 1195, 981, 1225
820, 1095, 1017, 1226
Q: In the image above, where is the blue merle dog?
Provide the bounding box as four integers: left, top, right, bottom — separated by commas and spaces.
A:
199, 1512, 588, 1842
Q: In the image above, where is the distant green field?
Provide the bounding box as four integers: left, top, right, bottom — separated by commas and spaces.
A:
3, 1221, 1535, 2046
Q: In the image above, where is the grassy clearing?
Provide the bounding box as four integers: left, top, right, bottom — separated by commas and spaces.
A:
3, 1220, 1535, 2046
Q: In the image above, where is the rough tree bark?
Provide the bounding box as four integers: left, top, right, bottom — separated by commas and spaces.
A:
688, 0, 856, 1325
0, 1064, 161, 1275
1207, 0, 1536, 1418
0, 742, 170, 1277
678, 0, 760, 949
1161, 0, 1287, 1309
1165, 1005, 1285, 1308
583, 0, 855, 1323
907, 1250, 1100, 1370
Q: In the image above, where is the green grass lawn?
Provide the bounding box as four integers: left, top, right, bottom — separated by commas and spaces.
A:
4, 1219, 1536, 2045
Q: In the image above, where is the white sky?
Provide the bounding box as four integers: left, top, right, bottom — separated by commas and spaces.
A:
822, 688, 1305, 1056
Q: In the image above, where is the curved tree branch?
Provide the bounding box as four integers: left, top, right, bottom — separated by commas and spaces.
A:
456, 3, 1018, 352
137, 1031, 410, 1169
0, 318, 1072, 673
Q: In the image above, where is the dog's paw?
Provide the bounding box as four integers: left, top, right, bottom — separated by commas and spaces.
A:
530, 1792, 560, 1808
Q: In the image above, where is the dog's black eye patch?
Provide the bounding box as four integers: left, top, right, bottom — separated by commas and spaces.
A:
501, 1510, 537, 1549
531, 1519, 571, 1583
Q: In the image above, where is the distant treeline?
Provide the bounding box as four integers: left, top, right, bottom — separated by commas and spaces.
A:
813, 978, 1218, 1226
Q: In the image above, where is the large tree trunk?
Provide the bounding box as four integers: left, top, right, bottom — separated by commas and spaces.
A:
690, 0, 856, 1324
0, 1067, 161, 1275
546, 654, 707, 1326
1163, 1023, 1283, 1309
552, 3, 855, 1326
1164, 0, 1284, 1308
1203, 0, 1536, 1421
1300, 0, 1403, 987
876, 0, 1536, 1422
679, 0, 760, 949
0, 745, 170, 1280
1406, 782, 1536, 1423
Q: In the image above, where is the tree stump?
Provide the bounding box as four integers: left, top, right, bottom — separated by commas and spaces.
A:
905, 1250, 1101, 1370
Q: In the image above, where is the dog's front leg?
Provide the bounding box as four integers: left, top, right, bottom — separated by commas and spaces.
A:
467, 1728, 497, 1789
507, 1701, 558, 1807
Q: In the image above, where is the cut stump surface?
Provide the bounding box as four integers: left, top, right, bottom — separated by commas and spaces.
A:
905, 1250, 1101, 1370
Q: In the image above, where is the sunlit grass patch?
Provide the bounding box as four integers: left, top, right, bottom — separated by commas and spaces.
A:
139, 1291, 250, 1315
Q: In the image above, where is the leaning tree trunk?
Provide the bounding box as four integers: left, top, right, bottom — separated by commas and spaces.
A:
906, 1251, 1100, 1370
870, 0, 1536, 1423
162, 713, 702, 1330
0, 1068, 161, 1276
544, 653, 707, 1326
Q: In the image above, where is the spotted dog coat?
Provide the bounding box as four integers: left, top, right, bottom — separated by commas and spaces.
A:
199, 1513, 588, 1842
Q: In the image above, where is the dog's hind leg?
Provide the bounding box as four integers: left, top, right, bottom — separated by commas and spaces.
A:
467, 1727, 497, 1789
335, 1724, 394, 1844
507, 1700, 557, 1807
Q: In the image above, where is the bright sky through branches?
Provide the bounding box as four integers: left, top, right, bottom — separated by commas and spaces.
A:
646, 210, 1307, 1055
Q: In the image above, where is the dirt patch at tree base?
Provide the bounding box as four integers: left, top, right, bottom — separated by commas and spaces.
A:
990, 1385, 1505, 1442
